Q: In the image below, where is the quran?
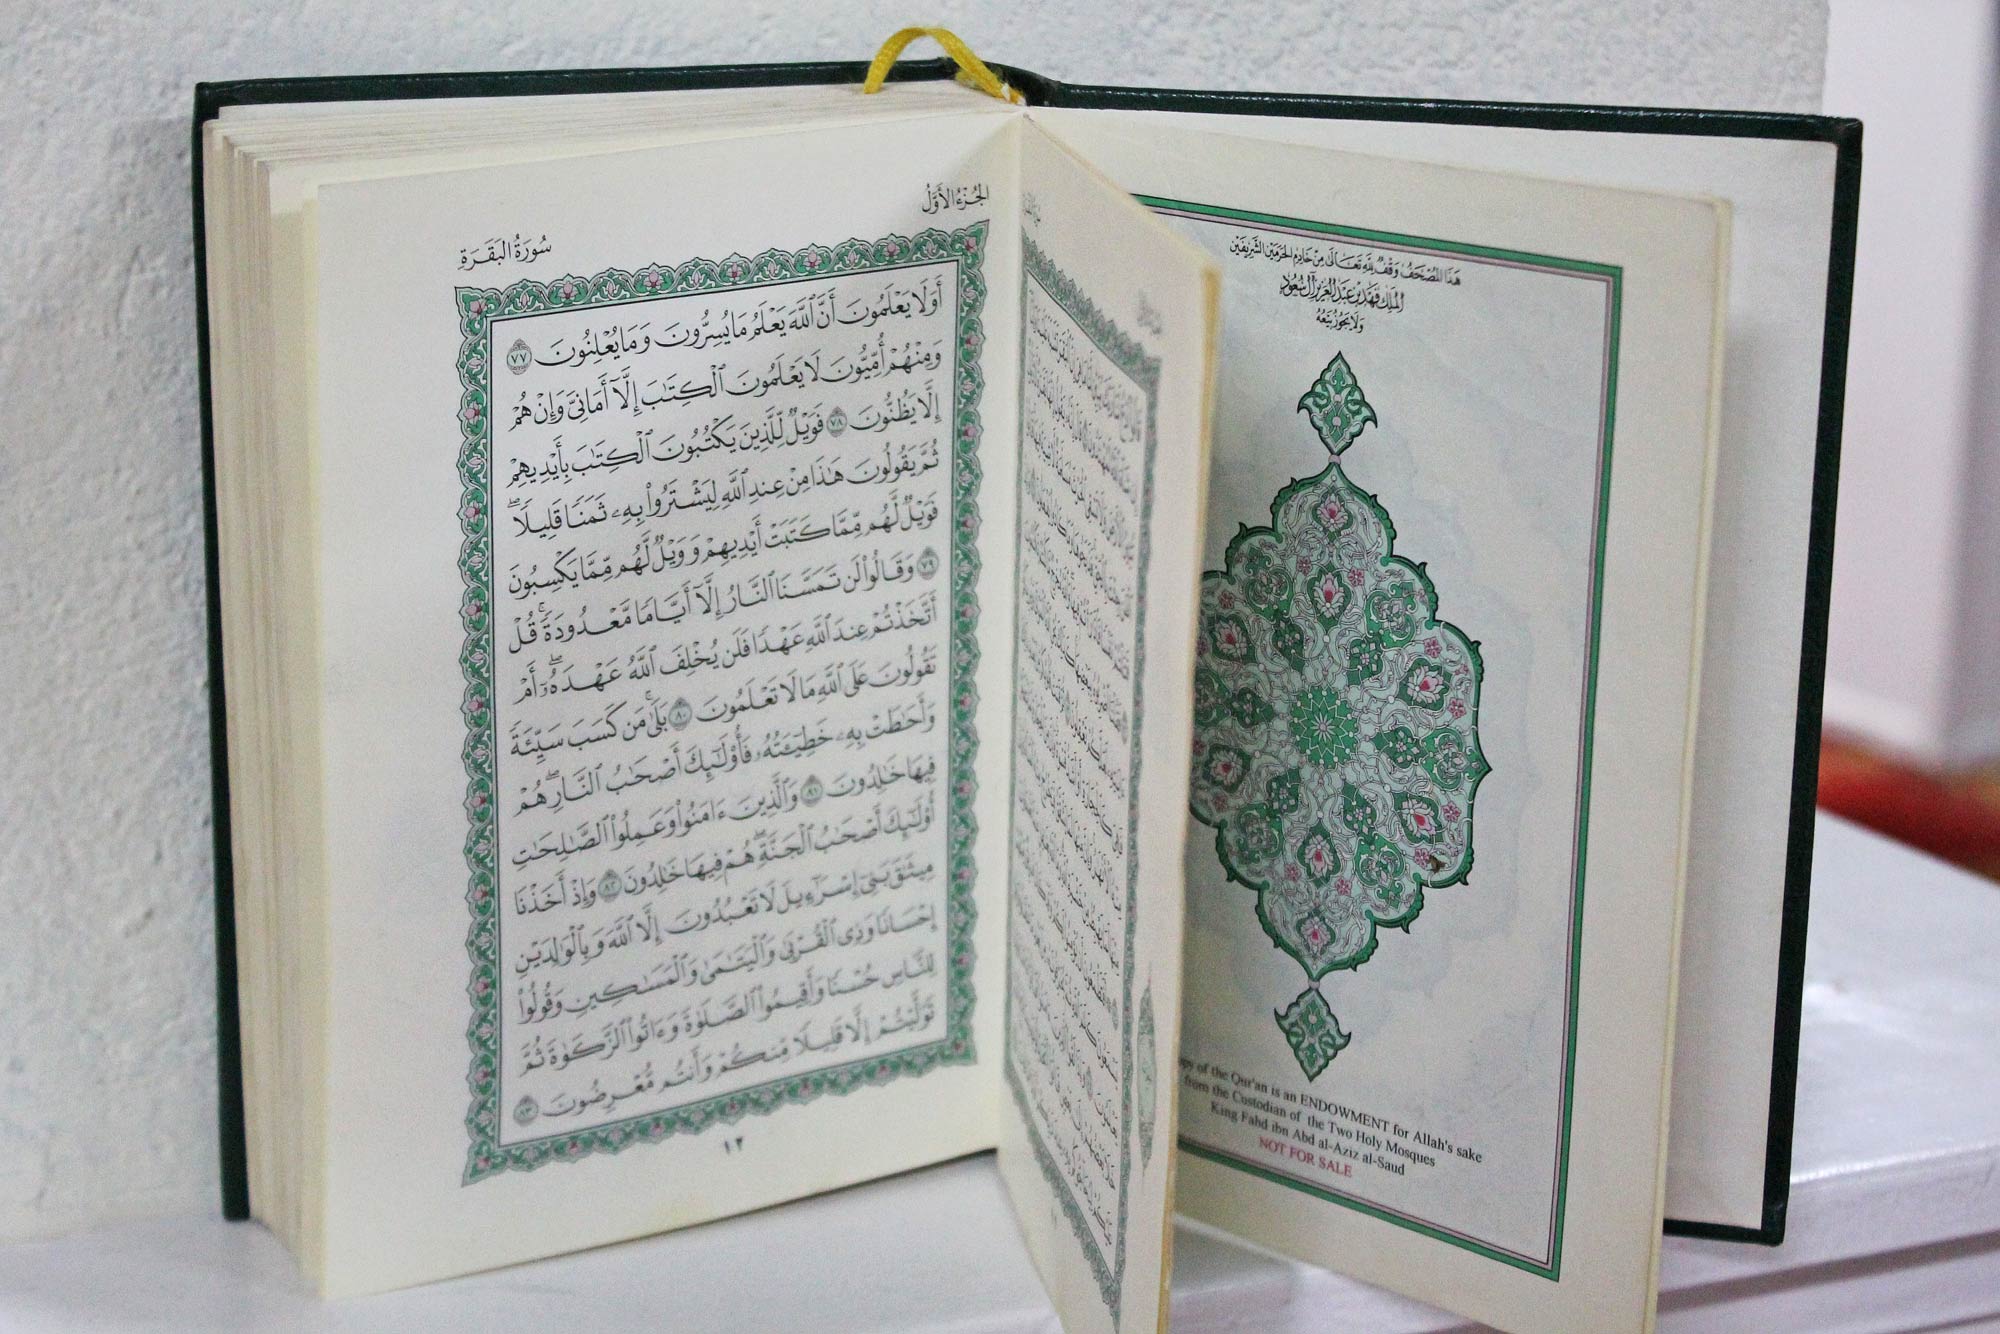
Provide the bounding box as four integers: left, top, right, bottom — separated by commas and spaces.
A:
193, 34, 1859, 1334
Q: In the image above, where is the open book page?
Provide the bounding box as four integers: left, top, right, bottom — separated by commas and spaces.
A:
1034, 109, 1838, 1232
1034, 115, 1725, 1332
993, 122, 1217, 1334
304, 108, 1022, 1295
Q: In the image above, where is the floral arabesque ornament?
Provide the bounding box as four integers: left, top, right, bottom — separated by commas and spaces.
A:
1189, 354, 1489, 1078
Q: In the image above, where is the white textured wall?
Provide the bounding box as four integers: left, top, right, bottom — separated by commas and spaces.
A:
1821, 0, 2000, 766
0, 0, 1826, 1243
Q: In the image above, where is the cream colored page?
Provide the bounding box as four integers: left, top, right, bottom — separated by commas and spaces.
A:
1044, 109, 1836, 1231
237, 81, 1004, 201
307, 109, 1022, 1296
1034, 114, 1722, 1333
993, 122, 1216, 1334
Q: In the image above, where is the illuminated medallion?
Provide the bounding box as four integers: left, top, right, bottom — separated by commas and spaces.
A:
1189, 355, 1488, 1078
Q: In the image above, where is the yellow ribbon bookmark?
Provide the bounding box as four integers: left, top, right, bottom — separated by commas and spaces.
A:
861, 27, 1025, 104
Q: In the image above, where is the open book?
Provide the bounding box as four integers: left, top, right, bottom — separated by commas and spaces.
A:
193, 50, 1859, 1334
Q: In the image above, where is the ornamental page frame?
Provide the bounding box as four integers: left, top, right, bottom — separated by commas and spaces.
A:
1001, 233, 1163, 1319
1153, 196, 1621, 1279
454, 225, 990, 1182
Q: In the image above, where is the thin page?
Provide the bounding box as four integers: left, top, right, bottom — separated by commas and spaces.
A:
1034, 113, 1724, 1332
993, 121, 1217, 1334
306, 109, 1021, 1295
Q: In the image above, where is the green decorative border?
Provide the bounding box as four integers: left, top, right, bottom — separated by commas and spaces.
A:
1135, 984, 1159, 1170
1004, 234, 1161, 1319
1144, 196, 1622, 1280
454, 225, 989, 1182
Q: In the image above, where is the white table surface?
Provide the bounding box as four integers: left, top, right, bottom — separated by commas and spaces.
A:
3, 812, 1995, 1332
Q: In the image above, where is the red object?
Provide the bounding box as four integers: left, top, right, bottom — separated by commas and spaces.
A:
1817, 737, 2000, 880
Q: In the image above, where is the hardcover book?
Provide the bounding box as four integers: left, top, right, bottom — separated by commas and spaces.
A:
193, 37, 1858, 1333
